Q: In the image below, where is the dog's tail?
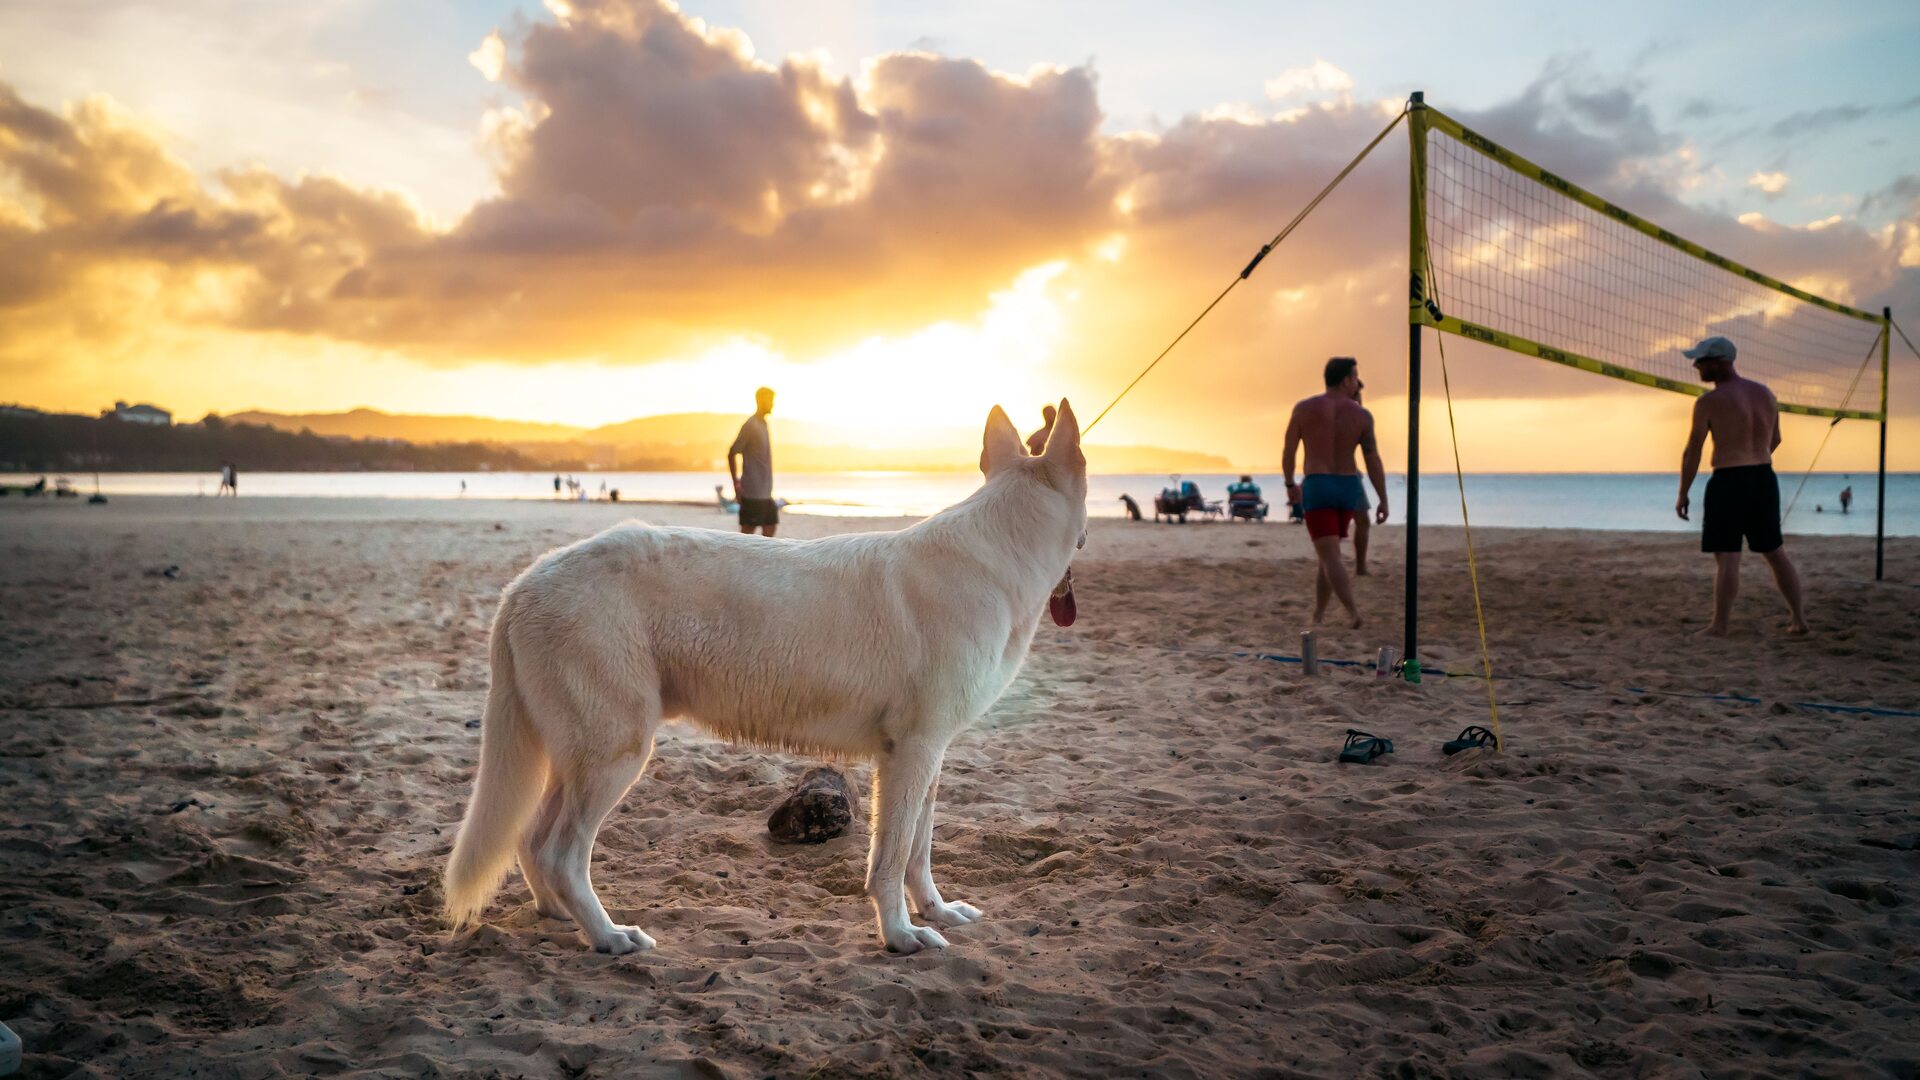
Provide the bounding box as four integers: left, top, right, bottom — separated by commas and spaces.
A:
443, 591, 548, 928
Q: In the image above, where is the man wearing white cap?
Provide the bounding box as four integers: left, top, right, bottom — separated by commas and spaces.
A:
1675, 335, 1810, 637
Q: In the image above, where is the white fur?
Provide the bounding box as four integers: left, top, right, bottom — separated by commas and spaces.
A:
443, 401, 1088, 954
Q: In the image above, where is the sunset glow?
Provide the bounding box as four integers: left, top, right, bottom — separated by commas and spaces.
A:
3, 1, 1917, 468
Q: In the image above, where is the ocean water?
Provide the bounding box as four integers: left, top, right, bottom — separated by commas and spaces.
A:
4, 470, 1914, 537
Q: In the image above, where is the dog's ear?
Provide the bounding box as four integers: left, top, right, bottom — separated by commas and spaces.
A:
980, 406, 1024, 476
1040, 398, 1081, 465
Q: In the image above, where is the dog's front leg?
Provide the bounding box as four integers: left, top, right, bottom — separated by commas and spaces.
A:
866, 740, 949, 954
908, 777, 981, 928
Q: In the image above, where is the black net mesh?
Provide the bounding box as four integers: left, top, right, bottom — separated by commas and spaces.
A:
1424, 127, 1883, 414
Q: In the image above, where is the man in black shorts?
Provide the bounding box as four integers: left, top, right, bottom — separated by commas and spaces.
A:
1675, 336, 1809, 636
729, 387, 779, 536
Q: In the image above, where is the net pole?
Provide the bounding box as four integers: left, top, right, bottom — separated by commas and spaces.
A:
1879, 307, 1891, 581
1405, 91, 1428, 668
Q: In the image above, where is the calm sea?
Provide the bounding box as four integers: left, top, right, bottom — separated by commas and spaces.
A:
5, 470, 1914, 537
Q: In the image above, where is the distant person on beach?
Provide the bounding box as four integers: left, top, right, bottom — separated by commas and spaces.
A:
1283, 357, 1388, 628
1840, 485, 1853, 514
217, 462, 238, 497
729, 387, 779, 536
553, 474, 561, 496
1027, 405, 1057, 456
1675, 336, 1809, 637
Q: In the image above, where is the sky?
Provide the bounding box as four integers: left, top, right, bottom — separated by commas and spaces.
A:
2, 0, 1918, 470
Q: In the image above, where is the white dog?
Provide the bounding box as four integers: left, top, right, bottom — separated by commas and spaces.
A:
444, 400, 1087, 954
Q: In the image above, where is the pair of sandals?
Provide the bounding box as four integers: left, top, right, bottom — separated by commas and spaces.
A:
1338, 726, 1498, 764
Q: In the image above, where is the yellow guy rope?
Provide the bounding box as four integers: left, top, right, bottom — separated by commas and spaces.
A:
1414, 155, 1501, 748
1428, 329, 1501, 746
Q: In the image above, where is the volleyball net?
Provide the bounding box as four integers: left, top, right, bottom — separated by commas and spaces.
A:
1401, 96, 1893, 669
1410, 104, 1889, 420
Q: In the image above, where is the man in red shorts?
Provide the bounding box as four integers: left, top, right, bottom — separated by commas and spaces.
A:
1283, 357, 1390, 628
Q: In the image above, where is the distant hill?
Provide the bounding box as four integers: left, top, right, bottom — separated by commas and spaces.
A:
584, 412, 852, 449
210, 407, 1238, 473
0, 412, 541, 473
227, 408, 587, 444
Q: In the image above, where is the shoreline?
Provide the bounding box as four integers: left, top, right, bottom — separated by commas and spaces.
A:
6, 490, 1915, 540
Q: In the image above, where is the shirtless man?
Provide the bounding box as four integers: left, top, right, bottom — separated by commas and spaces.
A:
1350, 384, 1372, 575
1284, 357, 1389, 627
1675, 336, 1809, 637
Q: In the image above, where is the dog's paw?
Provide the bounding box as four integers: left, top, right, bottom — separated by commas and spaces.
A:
590, 925, 656, 955
884, 924, 950, 955
922, 901, 982, 928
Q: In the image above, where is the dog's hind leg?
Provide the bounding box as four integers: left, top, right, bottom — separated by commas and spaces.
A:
907, 777, 981, 929
535, 743, 655, 954
867, 739, 950, 954
517, 780, 570, 920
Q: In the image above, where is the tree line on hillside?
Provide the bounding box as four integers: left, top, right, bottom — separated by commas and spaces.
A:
0, 413, 555, 473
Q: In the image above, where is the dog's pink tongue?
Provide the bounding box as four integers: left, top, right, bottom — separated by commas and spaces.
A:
1048, 586, 1077, 627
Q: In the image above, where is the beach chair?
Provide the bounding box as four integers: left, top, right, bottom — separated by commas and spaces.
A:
1226, 480, 1268, 522
53, 477, 77, 499
1153, 480, 1222, 523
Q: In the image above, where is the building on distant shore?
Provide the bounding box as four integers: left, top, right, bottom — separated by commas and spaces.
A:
109, 401, 172, 425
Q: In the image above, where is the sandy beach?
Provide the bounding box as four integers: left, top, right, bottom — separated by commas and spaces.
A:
2, 494, 1916, 1078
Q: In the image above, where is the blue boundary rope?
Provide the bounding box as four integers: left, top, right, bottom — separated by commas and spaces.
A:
1052, 636, 1920, 720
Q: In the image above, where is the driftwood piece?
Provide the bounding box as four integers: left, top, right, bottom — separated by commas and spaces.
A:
767, 767, 859, 844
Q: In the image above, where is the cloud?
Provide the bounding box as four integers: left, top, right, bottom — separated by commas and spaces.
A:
3, 0, 1123, 368
1765, 94, 1920, 141
1263, 60, 1352, 102
1747, 170, 1789, 197
468, 31, 506, 82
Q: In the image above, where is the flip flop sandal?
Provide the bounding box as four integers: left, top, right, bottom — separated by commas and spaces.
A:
1442, 725, 1498, 755
1339, 729, 1394, 764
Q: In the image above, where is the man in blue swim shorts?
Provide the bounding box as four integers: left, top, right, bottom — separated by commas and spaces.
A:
1283, 358, 1390, 628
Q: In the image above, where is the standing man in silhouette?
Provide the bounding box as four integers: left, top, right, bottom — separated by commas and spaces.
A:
1676, 336, 1809, 637
729, 387, 779, 537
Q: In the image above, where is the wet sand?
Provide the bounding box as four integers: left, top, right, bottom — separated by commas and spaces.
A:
2, 495, 1916, 1078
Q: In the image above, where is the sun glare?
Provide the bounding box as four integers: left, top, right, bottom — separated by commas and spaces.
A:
655, 261, 1071, 444
340, 260, 1077, 442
